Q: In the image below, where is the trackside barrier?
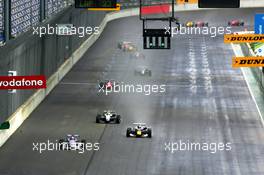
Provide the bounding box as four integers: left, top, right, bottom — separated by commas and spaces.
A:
1, 2, 264, 147
240, 43, 264, 92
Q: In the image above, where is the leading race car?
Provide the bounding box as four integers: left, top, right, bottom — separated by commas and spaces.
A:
118, 41, 137, 52
96, 110, 121, 124
59, 134, 86, 150
184, 21, 208, 27
228, 19, 244, 26
126, 123, 152, 138
185, 21, 195, 27
134, 67, 152, 76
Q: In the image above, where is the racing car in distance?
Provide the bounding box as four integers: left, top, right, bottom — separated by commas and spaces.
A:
118, 41, 137, 52
184, 21, 209, 27
126, 123, 152, 138
96, 110, 121, 124
133, 51, 146, 59
98, 80, 118, 90
194, 21, 209, 27
228, 19, 244, 26
59, 134, 86, 150
134, 67, 152, 76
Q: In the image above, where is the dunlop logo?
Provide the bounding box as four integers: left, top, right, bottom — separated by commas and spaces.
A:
232, 57, 264, 67
225, 34, 264, 43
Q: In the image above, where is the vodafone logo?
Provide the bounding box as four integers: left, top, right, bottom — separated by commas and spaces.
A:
0, 75, 47, 90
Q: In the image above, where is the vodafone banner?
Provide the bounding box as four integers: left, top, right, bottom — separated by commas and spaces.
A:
0, 75, 46, 90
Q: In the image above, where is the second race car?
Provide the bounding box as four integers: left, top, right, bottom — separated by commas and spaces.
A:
96, 110, 121, 124
126, 123, 152, 138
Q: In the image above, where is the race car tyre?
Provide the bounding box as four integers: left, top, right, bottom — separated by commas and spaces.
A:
228, 22, 231, 26
148, 128, 152, 138
126, 128, 132, 137
96, 115, 101, 123
205, 23, 209, 27
175, 23, 180, 31
58, 139, 65, 150
149, 71, 152, 77
81, 139, 86, 143
81, 140, 86, 148
240, 22, 244, 26
116, 115, 121, 124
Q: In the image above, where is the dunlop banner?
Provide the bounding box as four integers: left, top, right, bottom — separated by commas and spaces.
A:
225, 34, 264, 43
232, 57, 264, 67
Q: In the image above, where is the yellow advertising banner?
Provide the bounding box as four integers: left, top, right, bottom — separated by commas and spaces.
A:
225, 34, 264, 43
232, 57, 264, 67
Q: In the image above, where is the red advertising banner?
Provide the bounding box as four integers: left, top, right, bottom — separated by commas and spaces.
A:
141, 4, 170, 15
0, 75, 47, 90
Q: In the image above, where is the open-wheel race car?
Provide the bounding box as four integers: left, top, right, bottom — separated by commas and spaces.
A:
184, 21, 209, 27
228, 19, 244, 26
59, 134, 86, 150
126, 123, 152, 138
98, 80, 118, 91
134, 67, 152, 76
118, 41, 137, 52
133, 51, 146, 59
96, 110, 121, 124
194, 21, 209, 27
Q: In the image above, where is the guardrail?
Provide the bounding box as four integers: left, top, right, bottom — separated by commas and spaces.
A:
240, 43, 264, 92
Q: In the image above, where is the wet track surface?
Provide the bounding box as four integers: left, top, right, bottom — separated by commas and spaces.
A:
1, 8, 264, 175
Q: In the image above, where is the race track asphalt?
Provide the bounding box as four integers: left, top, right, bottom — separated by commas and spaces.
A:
0, 8, 264, 175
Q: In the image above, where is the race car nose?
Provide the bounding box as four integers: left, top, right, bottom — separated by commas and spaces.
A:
106, 82, 112, 87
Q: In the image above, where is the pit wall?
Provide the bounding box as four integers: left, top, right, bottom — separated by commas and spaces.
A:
1, 3, 264, 147
0, 7, 106, 123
